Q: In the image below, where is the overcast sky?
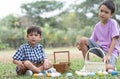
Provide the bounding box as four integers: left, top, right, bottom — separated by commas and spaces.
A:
0, 0, 84, 19
0, 0, 38, 19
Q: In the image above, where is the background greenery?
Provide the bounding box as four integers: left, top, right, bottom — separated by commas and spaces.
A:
0, 0, 120, 49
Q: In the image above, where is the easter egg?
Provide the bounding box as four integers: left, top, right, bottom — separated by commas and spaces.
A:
51, 72, 61, 77
103, 71, 108, 75
25, 70, 33, 76
97, 71, 103, 76
33, 73, 39, 77
111, 71, 118, 76
47, 73, 51, 77
55, 72, 61, 77
66, 73, 73, 77
108, 69, 114, 73
82, 72, 88, 76
51, 73, 56, 77
88, 72, 95, 76
75, 71, 83, 76
38, 73, 44, 76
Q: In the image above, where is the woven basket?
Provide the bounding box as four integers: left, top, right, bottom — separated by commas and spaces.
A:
85, 47, 106, 72
53, 51, 71, 73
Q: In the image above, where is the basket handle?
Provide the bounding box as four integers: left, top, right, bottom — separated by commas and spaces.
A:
85, 47, 106, 63
54, 51, 70, 63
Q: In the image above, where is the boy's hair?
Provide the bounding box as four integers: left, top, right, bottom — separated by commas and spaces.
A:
99, 0, 115, 13
27, 26, 42, 35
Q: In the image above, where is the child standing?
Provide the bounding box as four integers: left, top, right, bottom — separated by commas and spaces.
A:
77, 0, 119, 72
13, 26, 52, 75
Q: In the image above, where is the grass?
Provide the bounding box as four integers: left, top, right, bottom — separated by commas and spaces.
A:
0, 60, 120, 79
0, 59, 120, 79
0, 47, 120, 79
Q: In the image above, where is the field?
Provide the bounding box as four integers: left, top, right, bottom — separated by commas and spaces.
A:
0, 47, 120, 79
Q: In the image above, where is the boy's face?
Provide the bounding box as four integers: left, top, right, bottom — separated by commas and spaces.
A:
99, 5, 113, 23
27, 32, 41, 46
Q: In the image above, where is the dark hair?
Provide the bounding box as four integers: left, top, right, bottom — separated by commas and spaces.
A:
99, 0, 115, 13
27, 26, 42, 35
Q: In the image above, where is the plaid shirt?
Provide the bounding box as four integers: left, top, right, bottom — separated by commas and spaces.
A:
13, 43, 47, 63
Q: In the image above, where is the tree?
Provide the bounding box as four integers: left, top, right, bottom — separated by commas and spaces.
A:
0, 14, 25, 48
114, 0, 120, 23
0, 14, 20, 28
71, 0, 120, 26
21, 0, 64, 27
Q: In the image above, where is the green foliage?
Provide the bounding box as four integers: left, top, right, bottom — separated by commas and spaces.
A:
73, 0, 120, 25
41, 24, 83, 47
0, 15, 25, 49
0, 41, 9, 50
0, 14, 19, 28
60, 12, 80, 30
21, 0, 64, 26
79, 26, 93, 37
0, 27, 25, 48
0, 0, 120, 49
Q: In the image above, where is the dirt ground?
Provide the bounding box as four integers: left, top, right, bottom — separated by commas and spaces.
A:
0, 49, 83, 63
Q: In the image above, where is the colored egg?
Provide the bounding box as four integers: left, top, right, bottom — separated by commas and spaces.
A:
51, 72, 61, 77
75, 71, 83, 76
111, 71, 118, 76
88, 72, 95, 76
82, 72, 87, 76
55, 72, 61, 76
103, 71, 108, 75
33, 73, 39, 77
66, 73, 73, 77
38, 73, 44, 76
47, 73, 51, 77
108, 69, 114, 73
25, 70, 33, 76
51, 73, 56, 77
97, 71, 103, 76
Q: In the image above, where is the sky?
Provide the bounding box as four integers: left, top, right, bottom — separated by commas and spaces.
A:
0, 0, 83, 19
0, 0, 37, 19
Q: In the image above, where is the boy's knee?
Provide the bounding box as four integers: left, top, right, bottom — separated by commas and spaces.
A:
44, 60, 52, 70
76, 37, 88, 50
48, 61, 53, 68
78, 37, 88, 46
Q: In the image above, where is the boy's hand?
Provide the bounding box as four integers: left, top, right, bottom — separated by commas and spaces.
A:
13, 59, 26, 69
18, 61, 25, 70
105, 54, 111, 64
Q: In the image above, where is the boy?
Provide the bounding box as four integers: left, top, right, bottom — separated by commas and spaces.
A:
13, 26, 52, 75
77, 0, 119, 72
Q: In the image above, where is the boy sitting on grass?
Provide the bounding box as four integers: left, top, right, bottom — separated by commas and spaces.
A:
13, 26, 52, 75
76, 0, 119, 73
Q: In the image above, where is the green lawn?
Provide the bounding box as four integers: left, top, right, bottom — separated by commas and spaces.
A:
0, 59, 120, 79
0, 48, 120, 79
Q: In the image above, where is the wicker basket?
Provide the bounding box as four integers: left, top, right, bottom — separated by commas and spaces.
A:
53, 51, 71, 73
85, 47, 106, 72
